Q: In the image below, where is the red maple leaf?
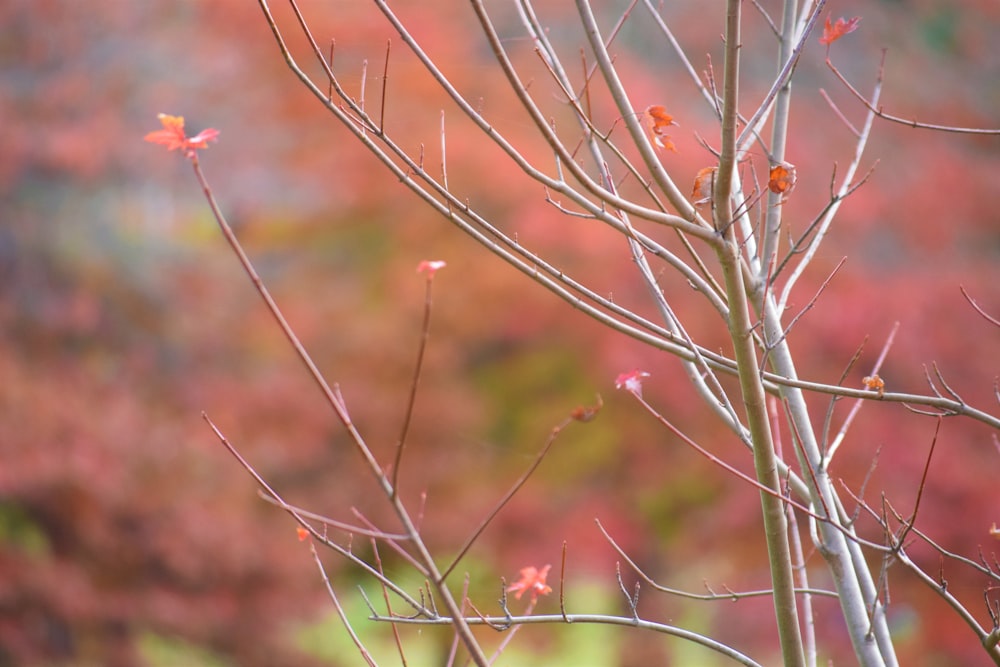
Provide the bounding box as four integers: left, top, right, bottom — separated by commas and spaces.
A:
614, 369, 650, 398
145, 113, 219, 157
416, 259, 447, 277
820, 16, 861, 46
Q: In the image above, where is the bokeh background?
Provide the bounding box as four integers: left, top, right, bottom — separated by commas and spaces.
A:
2, 1, 998, 665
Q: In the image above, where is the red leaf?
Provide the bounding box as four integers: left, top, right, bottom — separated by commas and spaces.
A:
187, 128, 221, 149
144, 113, 219, 157
506, 565, 552, 602
416, 260, 447, 277
820, 16, 861, 46
144, 114, 189, 151
614, 369, 650, 398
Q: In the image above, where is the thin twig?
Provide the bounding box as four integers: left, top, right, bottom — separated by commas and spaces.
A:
391, 271, 437, 495
771, 256, 846, 347
309, 540, 379, 666
827, 50, 1000, 135
894, 417, 942, 550
960, 286, 1000, 328
359, 58, 368, 135
820, 88, 860, 137
820, 335, 867, 457
379, 40, 391, 133
596, 519, 838, 601
439, 110, 449, 191
440, 409, 586, 581
825, 322, 899, 466
371, 537, 409, 666
559, 541, 570, 622
371, 610, 766, 666
258, 493, 411, 540
189, 155, 389, 485
351, 508, 429, 576
203, 413, 431, 612
735, 0, 828, 150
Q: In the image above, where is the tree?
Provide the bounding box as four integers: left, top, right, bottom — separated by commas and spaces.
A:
150, 1, 1000, 665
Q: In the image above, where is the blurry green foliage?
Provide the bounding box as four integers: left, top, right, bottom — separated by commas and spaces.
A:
138, 632, 232, 667
0, 503, 50, 557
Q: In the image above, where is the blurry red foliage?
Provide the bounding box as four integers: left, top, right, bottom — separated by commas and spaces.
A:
0, 0, 997, 665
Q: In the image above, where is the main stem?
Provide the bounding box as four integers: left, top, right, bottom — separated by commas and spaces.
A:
715, 2, 805, 665
760, 303, 891, 667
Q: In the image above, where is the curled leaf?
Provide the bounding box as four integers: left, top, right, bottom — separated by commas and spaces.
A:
768, 162, 797, 199
820, 16, 861, 46
644, 105, 678, 152
691, 166, 718, 206
862, 374, 885, 397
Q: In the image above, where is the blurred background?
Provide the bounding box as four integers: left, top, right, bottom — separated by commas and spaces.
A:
1, 1, 998, 665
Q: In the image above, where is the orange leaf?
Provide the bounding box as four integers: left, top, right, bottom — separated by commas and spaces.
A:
144, 114, 189, 151
990, 523, 1000, 540
820, 16, 861, 46
862, 374, 885, 397
691, 166, 717, 206
644, 105, 677, 152
296, 526, 310, 542
768, 162, 797, 198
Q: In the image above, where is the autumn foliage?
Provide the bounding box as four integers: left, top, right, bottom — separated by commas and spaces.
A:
643, 105, 678, 152
3, 1, 1000, 666
144, 113, 219, 158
